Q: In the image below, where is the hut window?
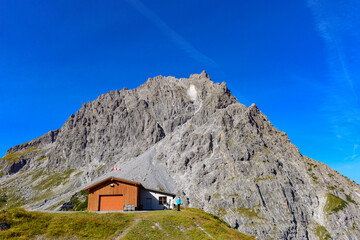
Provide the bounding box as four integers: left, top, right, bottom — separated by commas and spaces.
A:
159, 196, 167, 205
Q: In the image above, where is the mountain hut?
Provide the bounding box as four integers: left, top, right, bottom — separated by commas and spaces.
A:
83, 175, 175, 211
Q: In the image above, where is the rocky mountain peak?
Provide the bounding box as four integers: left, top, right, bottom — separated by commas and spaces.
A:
1, 72, 360, 239
189, 70, 210, 79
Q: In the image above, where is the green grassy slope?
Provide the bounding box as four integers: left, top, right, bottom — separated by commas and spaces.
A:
0, 208, 255, 240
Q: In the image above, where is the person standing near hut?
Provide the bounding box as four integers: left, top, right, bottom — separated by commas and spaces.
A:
176, 197, 181, 211
167, 198, 172, 209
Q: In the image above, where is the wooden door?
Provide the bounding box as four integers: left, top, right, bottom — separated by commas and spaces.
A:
99, 195, 124, 211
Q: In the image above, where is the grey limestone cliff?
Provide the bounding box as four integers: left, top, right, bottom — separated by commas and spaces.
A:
1, 71, 360, 239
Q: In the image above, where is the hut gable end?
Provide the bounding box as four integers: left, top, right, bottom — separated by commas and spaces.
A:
86, 177, 140, 211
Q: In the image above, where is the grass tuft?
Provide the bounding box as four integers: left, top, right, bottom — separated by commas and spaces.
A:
345, 194, 357, 205
324, 193, 348, 214
0, 147, 38, 164
254, 175, 274, 182
71, 190, 89, 211
315, 224, 331, 240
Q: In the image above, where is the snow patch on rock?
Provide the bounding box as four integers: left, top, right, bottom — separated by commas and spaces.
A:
187, 85, 198, 101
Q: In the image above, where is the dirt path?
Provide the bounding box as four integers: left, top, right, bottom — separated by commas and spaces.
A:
194, 221, 214, 239
115, 218, 140, 239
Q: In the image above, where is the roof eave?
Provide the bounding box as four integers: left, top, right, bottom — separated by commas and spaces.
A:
142, 187, 176, 197
84, 176, 142, 191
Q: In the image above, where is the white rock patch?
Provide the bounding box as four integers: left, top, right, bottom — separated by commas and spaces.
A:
187, 84, 198, 101
313, 192, 327, 226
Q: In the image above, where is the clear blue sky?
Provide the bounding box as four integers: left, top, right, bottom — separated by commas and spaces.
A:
1, 0, 359, 183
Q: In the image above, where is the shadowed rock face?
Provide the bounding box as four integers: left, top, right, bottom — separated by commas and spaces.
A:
1, 71, 360, 239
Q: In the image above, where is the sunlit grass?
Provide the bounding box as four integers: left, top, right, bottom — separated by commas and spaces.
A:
124, 208, 255, 240
0, 208, 255, 239
0, 208, 132, 239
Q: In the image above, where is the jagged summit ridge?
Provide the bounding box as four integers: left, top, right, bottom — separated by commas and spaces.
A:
1, 72, 360, 239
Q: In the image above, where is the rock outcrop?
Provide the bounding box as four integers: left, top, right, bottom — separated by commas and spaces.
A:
1, 71, 360, 239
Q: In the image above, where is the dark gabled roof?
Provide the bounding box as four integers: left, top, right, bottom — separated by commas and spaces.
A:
83, 176, 142, 191
83, 174, 176, 197
82, 147, 176, 196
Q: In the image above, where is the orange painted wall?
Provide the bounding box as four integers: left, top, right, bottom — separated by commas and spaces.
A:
87, 179, 139, 211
